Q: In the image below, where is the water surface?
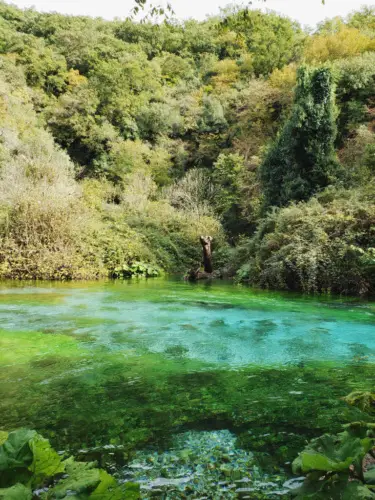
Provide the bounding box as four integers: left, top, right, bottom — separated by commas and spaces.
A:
1, 279, 375, 366
1, 279, 375, 497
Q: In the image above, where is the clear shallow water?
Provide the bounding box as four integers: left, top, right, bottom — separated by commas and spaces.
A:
1, 279, 375, 366
1, 278, 375, 497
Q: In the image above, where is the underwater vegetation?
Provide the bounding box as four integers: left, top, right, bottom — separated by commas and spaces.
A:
120, 429, 291, 498
1, 280, 375, 497
1, 323, 374, 454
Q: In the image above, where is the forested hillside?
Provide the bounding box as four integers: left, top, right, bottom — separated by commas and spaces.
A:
1, 2, 375, 293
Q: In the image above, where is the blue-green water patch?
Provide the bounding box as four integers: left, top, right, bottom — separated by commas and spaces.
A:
0, 279, 375, 365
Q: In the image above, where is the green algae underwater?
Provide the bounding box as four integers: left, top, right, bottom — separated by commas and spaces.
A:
1, 278, 375, 498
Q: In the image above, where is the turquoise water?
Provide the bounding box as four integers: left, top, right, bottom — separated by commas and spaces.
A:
1, 279, 375, 366
1, 278, 375, 497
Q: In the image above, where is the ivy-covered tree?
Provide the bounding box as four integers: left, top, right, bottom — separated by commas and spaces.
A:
260, 66, 341, 208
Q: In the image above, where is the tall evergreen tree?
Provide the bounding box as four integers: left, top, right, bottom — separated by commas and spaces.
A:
260, 66, 341, 208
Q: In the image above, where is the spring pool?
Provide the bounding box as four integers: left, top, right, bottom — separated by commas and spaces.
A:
1, 279, 374, 497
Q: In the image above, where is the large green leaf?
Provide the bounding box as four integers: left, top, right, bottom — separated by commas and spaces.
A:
342, 484, 375, 500
122, 482, 141, 500
43, 459, 102, 498
364, 466, 375, 485
28, 434, 64, 482
90, 470, 140, 499
0, 484, 32, 500
0, 429, 35, 472
42, 457, 139, 499
293, 428, 373, 474
0, 429, 36, 487
0, 429, 65, 488
294, 473, 375, 499
0, 429, 138, 500
0, 433, 8, 446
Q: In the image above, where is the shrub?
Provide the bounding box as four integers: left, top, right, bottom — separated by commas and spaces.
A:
0, 62, 101, 280
163, 168, 215, 216
339, 125, 375, 186
234, 188, 375, 295
122, 171, 224, 271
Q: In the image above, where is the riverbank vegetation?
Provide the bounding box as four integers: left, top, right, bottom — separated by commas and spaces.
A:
1, 3, 375, 293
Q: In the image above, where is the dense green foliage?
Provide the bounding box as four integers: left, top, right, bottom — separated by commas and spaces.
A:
0, 2, 375, 291
0, 428, 140, 498
233, 188, 375, 295
291, 389, 375, 499
260, 66, 340, 208
292, 423, 375, 498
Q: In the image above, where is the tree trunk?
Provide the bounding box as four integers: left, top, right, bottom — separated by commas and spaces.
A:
185, 236, 215, 281
200, 235, 213, 273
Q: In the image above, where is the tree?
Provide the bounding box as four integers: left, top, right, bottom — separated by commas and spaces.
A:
212, 153, 252, 235
304, 24, 374, 63
260, 66, 341, 208
200, 235, 213, 273
219, 8, 304, 76
334, 52, 375, 143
